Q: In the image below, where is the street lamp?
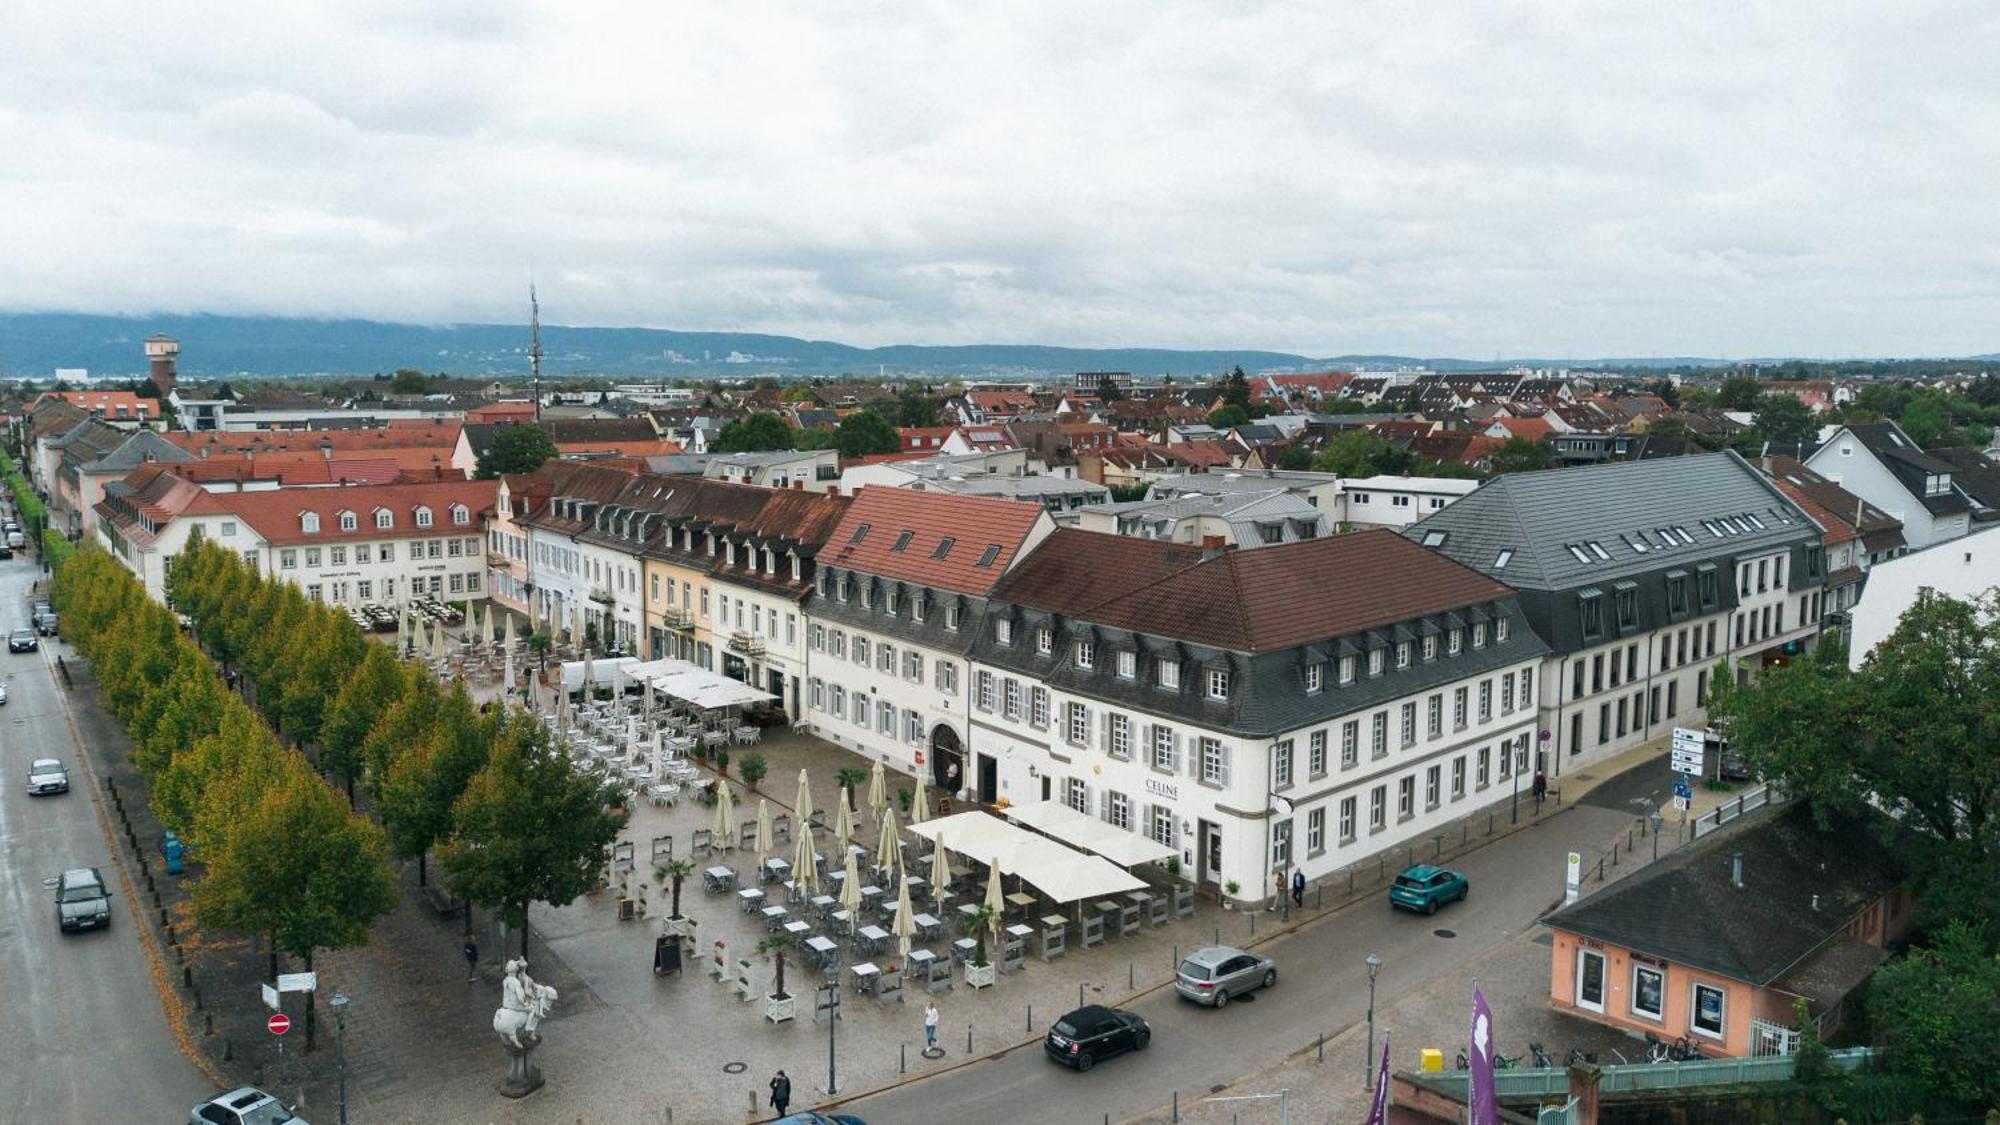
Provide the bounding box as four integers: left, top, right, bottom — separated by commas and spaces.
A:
1363, 952, 1383, 1091
328, 992, 351, 1125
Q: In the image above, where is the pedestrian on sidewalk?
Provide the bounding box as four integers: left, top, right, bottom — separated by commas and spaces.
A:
463, 937, 479, 982
768, 1069, 791, 1117
924, 998, 940, 1049
1532, 769, 1547, 810
1290, 867, 1305, 910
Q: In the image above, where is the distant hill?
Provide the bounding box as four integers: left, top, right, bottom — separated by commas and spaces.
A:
0, 311, 1737, 379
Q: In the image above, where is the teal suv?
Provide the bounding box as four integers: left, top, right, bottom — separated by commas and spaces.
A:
1388, 864, 1468, 914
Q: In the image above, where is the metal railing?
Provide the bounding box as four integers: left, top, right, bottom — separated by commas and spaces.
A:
1690, 782, 1782, 839
1422, 1046, 1878, 1100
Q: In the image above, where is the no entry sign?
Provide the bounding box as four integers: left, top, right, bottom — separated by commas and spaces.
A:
267, 1013, 291, 1036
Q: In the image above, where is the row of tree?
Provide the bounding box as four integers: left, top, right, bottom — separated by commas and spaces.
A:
711, 408, 903, 457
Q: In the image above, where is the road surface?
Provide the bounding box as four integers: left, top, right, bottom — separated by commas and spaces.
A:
0, 556, 213, 1119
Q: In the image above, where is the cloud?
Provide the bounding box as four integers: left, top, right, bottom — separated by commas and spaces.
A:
0, 0, 1995, 357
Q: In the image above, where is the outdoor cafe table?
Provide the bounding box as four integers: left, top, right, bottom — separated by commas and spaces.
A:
736, 887, 765, 913
806, 936, 841, 970
1004, 891, 1037, 920
854, 925, 891, 957
811, 894, 837, 919
761, 905, 789, 931
703, 866, 736, 893
849, 961, 881, 995
859, 884, 885, 912
957, 903, 983, 926
1093, 898, 1122, 936
913, 912, 943, 942
763, 857, 791, 883
783, 920, 813, 941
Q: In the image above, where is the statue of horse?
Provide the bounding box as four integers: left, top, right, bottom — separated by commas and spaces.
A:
493, 962, 557, 1049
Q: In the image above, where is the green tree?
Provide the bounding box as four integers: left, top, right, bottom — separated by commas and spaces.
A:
1313, 430, 1416, 477
1751, 393, 1817, 448
320, 645, 406, 803
1487, 436, 1551, 475
834, 410, 900, 457
1645, 416, 1689, 440
1716, 375, 1765, 411
390, 368, 431, 395
1275, 444, 1315, 471
1866, 921, 2000, 1109
374, 683, 492, 887
793, 426, 840, 451
1207, 404, 1251, 429
1107, 482, 1150, 503
476, 425, 558, 478
711, 412, 796, 453
1899, 395, 1950, 448
1221, 366, 1253, 410
1646, 378, 1681, 409
439, 720, 625, 957
893, 387, 939, 427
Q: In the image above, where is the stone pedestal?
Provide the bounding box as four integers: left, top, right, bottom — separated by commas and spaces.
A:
499, 1032, 545, 1098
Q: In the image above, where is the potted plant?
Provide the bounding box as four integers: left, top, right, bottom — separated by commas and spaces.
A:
527, 630, 552, 670
896, 787, 913, 815
715, 748, 731, 776
1165, 856, 1182, 880
1223, 879, 1241, 909
958, 904, 999, 989
759, 933, 799, 1023
655, 859, 696, 922
740, 753, 768, 791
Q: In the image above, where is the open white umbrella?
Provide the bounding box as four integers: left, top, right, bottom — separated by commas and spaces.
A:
983, 863, 1005, 936
833, 788, 854, 852
876, 807, 903, 881
712, 781, 737, 852
794, 769, 815, 829
838, 847, 864, 921
755, 798, 774, 870
910, 773, 929, 826
892, 878, 916, 959
865, 759, 887, 825
793, 824, 819, 895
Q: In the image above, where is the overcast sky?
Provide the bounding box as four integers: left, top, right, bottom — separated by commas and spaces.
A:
4, 2, 1995, 358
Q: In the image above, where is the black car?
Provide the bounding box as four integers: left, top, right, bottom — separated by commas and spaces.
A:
1045, 1004, 1150, 1071
9, 628, 37, 653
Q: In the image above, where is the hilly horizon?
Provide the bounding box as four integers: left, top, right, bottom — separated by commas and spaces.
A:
0, 311, 1962, 381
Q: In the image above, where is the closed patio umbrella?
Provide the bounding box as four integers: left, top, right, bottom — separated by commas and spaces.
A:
755, 798, 774, 870
839, 847, 864, 920
503, 646, 516, 694
793, 824, 819, 896
983, 863, 1005, 938
865, 759, 887, 825
469, 602, 484, 648
929, 836, 950, 895
892, 878, 916, 959
876, 807, 903, 880
713, 780, 736, 852
833, 787, 854, 852
434, 617, 450, 662
504, 608, 517, 652
909, 773, 929, 826
794, 769, 815, 829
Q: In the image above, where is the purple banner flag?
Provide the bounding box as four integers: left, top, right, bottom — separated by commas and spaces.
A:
1468, 984, 1499, 1125
1365, 1031, 1391, 1125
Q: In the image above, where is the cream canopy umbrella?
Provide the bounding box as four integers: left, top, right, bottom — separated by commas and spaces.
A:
793, 823, 819, 896
503, 646, 516, 694
838, 847, 864, 920
876, 807, 903, 881
712, 781, 737, 852
433, 617, 450, 662
892, 878, 917, 959
755, 798, 774, 870
504, 608, 517, 652
468, 602, 483, 648
929, 835, 951, 894
832, 787, 854, 852
865, 759, 887, 826
794, 769, 815, 830
982, 863, 1006, 938
909, 773, 929, 826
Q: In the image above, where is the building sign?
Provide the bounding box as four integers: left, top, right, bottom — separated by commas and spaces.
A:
1565, 851, 1581, 905
1670, 727, 1707, 776
1144, 777, 1180, 802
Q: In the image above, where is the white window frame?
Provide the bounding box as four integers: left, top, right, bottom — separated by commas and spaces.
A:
1207, 668, 1229, 700
1689, 982, 1726, 1040
1631, 964, 1665, 1022
1575, 949, 1607, 1014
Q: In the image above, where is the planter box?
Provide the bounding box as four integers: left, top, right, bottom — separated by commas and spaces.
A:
765, 994, 796, 1023
963, 962, 996, 990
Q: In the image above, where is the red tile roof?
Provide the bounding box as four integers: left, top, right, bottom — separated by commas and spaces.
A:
821, 488, 1046, 595
35, 390, 156, 418
212, 480, 500, 546
1770, 479, 1857, 546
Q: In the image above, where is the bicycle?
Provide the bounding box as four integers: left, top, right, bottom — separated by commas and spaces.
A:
1566, 1047, 1598, 1066
1645, 1032, 1673, 1064
1494, 1050, 1523, 1069
1529, 1041, 1556, 1068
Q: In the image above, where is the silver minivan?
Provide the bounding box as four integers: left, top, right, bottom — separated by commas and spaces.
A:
1175, 944, 1277, 1007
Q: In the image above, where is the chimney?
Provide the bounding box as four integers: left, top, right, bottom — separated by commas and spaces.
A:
1730, 853, 1743, 889
1201, 534, 1227, 561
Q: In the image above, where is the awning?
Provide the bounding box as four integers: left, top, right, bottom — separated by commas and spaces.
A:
909, 811, 1146, 905
558, 656, 641, 692
1004, 800, 1176, 868
613, 657, 777, 710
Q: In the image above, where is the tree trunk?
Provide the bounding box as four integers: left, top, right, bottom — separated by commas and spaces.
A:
517, 901, 530, 959
417, 851, 428, 888
268, 931, 279, 982
344, 774, 356, 807
463, 901, 475, 939
671, 875, 684, 919
302, 950, 316, 1053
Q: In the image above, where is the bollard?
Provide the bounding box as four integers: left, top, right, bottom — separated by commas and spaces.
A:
160, 906, 169, 926
165, 923, 175, 946
223, 1037, 232, 1063
1172, 1091, 1179, 1123
1249, 911, 1256, 937
1613, 843, 1619, 868
1027, 1005, 1032, 1033
184, 966, 193, 988
1173, 944, 1178, 972
1488, 812, 1494, 836
1462, 823, 1469, 847
901, 1043, 906, 1073
192, 986, 202, 1011
967, 1025, 973, 1054
1434, 834, 1443, 859
1628, 827, 1635, 850
1214, 925, 1220, 945
1598, 857, 1606, 880
1315, 886, 1323, 910
1349, 869, 1356, 895
1128, 963, 1134, 990
1079, 983, 1085, 1010
205, 1012, 214, 1036
1317, 1031, 1325, 1062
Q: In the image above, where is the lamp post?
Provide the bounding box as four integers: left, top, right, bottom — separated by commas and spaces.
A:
328, 992, 351, 1125
1363, 952, 1382, 1091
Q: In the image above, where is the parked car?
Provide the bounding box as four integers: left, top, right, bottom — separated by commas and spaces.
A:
52, 866, 111, 931
0, 682, 8, 704
1388, 864, 1469, 914
774, 1115, 867, 1125
1175, 945, 1277, 1007
1045, 1004, 1150, 1071
191, 1086, 307, 1125
27, 757, 68, 795
0, 543, 11, 559
34, 603, 57, 635
9, 628, 37, 652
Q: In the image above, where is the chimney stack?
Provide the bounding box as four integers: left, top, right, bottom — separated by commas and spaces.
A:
1201, 534, 1227, 561
1730, 853, 1743, 889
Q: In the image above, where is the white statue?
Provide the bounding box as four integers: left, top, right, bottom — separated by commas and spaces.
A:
493, 958, 557, 1048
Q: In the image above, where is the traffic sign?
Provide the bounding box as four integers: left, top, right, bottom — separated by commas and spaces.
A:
1673, 794, 1691, 812
267, 1013, 291, 1036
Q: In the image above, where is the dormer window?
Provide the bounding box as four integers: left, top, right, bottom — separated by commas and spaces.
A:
1158, 659, 1181, 690
997, 619, 1013, 645
301, 512, 320, 534
1339, 655, 1356, 684
790, 553, 802, 581
451, 504, 469, 526
944, 601, 960, 630
338, 510, 357, 532
1395, 642, 1411, 669
1368, 648, 1385, 676
1117, 651, 1135, 679
415, 506, 434, 528
1207, 668, 1231, 701
1447, 628, 1462, 655
1305, 663, 1323, 693
1075, 641, 1095, 669
886, 588, 899, 615
1036, 627, 1054, 655
1422, 636, 1437, 662
375, 508, 393, 530
817, 570, 829, 597
1496, 618, 1509, 643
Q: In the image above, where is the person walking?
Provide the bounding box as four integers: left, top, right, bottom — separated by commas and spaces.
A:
463, 936, 479, 983
1532, 769, 1548, 810
1290, 867, 1305, 910
924, 999, 940, 1049
768, 1069, 791, 1118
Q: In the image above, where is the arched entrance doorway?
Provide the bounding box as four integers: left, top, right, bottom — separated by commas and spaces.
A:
929, 725, 964, 798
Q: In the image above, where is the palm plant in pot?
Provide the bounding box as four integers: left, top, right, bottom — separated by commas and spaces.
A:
958, 903, 999, 989
758, 933, 799, 1022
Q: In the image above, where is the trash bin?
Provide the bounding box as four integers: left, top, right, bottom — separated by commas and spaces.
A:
161, 831, 185, 876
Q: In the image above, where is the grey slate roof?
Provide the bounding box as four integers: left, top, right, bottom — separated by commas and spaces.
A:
1401, 451, 1816, 590
1843, 421, 1974, 517
1542, 802, 1906, 987
84, 430, 194, 472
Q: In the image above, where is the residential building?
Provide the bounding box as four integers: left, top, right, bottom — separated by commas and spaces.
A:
1804, 421, 1976, 548
1544, 803, 1909, 1058
1404, 453, 1826, 776
702, 449, 841, 492
515, 464, 640, 642
1845, 525, 2000, 667
966, 529, 1545, 902
1332, 476, 1481, 530
803, 490, 1056, 790
1072, 488, 1328, 547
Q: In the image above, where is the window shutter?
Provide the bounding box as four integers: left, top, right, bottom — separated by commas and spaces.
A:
1219, 746, 1232, 788
1183, 734, 1197, 779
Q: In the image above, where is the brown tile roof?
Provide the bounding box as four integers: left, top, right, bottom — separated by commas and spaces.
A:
160, 454, 406, 487
216, 480, 499, 546
1010, 528, 1516, 654
1770, 480, 1857, 545
163, 422, 462, 456
821, 488, 1046, 595
989, 530, 1210, 616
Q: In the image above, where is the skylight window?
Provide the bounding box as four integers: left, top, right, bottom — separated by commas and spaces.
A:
1566, 544, 1590, 563
1627, 535, 1648, 553
976, 544, 1001, 567
1676, 527, 1695, 545
1704, 521, 1722, 538
1587, 542, 1611, 561
1493, 548, 1513, 569
931, 537, 955, 560
1744, 513, 1765, 529
1421, 530, 1447, 548
849, 522, 871, 544
891, 530, 913, 552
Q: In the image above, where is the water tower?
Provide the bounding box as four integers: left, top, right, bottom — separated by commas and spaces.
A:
144, 334, 179, 397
